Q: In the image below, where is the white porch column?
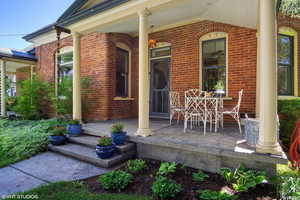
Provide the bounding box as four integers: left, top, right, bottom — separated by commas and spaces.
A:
135, 9, 152, 137
256, 0, 281, 155
72, 32, 82, 121
0, 60, 6, 117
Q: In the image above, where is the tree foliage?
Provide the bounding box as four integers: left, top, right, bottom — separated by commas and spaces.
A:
279, 0, 300, 18
12, 76, 51, 120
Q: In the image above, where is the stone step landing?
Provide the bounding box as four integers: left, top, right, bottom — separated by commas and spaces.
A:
49, 135, 136, 168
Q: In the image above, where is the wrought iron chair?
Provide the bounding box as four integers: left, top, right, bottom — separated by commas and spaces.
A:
219, 89, 243, 133
184, 89, 208, 135
169, 91, 185, 125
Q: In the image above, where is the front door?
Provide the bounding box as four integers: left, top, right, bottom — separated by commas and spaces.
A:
150, 58, 170, 118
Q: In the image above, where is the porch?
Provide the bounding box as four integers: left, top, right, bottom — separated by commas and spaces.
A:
83, 119, 287, 175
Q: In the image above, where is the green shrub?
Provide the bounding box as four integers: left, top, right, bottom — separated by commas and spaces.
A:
197, 190, 238, 200
157, 162, 177, 176
98, 137, 113, 146
0, 118, 67, 167
12, 77, 51, 120
277, 166, 300, 200
152, 176, 182, 199
192, 170, 209, 182
278, 99, 300, 149
220, 164, 267, 192
51, 76, 92, 118
111, 123, 124, 134
99, 170, 133, 191
126, 159, 147, 174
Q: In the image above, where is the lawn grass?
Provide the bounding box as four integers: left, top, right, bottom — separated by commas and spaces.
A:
2, 181, 151, 200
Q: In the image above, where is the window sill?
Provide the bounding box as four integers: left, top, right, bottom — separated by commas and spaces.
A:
113, 97, 135, 101
222, 96, 232, 100
278, 96, 300, 100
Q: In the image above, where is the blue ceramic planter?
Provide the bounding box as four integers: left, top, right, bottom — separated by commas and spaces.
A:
49, 135, 67, 145
67, 124, 82, 136
111, 132, 127, 145
96, 144, 116, 159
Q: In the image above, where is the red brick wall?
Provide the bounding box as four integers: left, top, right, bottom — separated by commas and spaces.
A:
35, 32, 138, 120
35, 18, 300, 120
149, 20, 257, 115
278, 15, 300, 96
16, 66, 31, 96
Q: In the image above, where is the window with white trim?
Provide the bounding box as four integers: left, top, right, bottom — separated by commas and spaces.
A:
57, 50, 73, 96
202, 37, 227, 95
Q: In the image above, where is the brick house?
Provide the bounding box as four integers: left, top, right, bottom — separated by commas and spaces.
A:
0, 0, 298, 159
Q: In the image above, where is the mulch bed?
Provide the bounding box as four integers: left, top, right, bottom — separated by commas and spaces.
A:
82, 159, 277, 200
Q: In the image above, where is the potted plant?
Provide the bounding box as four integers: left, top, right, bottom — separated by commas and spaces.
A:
96, 137, 116, 159
214, 81, 225, 95
49, 126, 67, 145
67, 120, 82, 136
111, 123, 127, 145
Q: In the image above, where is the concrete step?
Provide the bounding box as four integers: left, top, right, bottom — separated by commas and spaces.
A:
68, 135, 136, 153
48, 143, 135, 168
82, 127, 105, 137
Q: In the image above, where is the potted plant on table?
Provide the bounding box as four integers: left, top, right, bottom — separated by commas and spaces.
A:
96, 137, 116, 159
111, 123, 127, 145
67, 120, 82, 136
49, 126, 67, 145
214, 81, 225, 95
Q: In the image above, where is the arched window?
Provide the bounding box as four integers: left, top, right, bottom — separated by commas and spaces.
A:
56, 46, 73, 96
200, 32, 228, 96
278, 27, 298, 96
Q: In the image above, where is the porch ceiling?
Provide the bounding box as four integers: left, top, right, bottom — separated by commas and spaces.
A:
5, 61, 28, 73
82, 0, 258, 35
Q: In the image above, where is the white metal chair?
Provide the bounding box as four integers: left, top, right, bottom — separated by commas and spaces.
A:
206, 97, 219, 133
219, 89, 243, 133
184, 89, 208, 135
169, 91, 185, 125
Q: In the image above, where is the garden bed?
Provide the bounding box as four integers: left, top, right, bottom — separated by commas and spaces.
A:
83, 159, 277, 200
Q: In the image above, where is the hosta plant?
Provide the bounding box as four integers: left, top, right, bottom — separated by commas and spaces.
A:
152, 176, 182, 199
126, 159, 147, 174
98, 170, 133, 192
157, 162, 177, 176
192, 170, 209, 182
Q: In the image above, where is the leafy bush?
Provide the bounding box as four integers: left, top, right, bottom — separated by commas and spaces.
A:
277, 165, 300, 200
0, 118, 67, 167
157, 162, 177, 176
51, 76, 92, 118
111, 123, 124, 134
192, 170, 209, 182
197, 190, 238, 200
98, 137, 113, 146
99, 170, 133, 191
126, 159, 147, 174
12, 77, 51, 120
152, 176, 182, 199
279, 174, 300, 200
220, 164, 267, 192
278, 99, 300, 149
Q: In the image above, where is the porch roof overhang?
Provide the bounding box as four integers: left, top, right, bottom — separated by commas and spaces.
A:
68, 0, 259, 35
0, 48, 37, 72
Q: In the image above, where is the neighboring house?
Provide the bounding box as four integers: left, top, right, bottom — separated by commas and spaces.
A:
0, 0, 298, 157
0, 48, 36, 113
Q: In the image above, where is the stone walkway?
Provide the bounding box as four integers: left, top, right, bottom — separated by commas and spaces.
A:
0, 152, 110, 198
